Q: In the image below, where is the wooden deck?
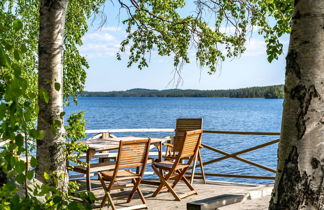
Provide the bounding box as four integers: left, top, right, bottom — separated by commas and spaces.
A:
76, 179, 272, 209
73, 128, 278, 209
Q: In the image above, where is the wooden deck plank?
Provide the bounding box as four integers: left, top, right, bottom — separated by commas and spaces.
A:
75, 179, 271, 210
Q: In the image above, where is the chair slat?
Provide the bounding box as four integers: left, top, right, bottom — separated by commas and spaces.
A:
152, 130, 202, 201
118, 142, 148, 167
172, 118, 203, 154
171, 118, 206, 184
99, 138, 151, 209
176, 118, 203, 131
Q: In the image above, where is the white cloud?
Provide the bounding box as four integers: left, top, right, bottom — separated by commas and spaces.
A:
243, 39, 267, 57
80, 43, 121, 58
83, 32, 117, 42
80, 31, 123, 58
100, 26, 121, 32
243, 36, 289, 57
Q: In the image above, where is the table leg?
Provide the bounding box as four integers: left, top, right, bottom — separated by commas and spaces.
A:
86, 149, 96, 192
158, 142, 163, 162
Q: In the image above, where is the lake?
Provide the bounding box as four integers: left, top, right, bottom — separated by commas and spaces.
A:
66, 97, 283, 184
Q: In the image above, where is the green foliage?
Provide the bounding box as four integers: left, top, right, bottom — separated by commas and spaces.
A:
81, 85, 284, 98
65, 113, 87, 142
64, 0, 105, 103
0, 109, 92, 209
0, 0, 292, 209
117, 0, 292, 73
65, 112, 88, 169
0, 11, 38, 202
0, 1, 102, 209
0, 179, 94, 210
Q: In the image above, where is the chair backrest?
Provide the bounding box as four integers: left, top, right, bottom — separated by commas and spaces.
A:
178, 130, 202, 159
168, 130, 202, 172
176, 118, 203, 133
173, 118, 203, 153
115, 139, 151, 171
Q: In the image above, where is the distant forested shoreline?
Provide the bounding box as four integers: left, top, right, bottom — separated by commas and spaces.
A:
81, 85, 284, 99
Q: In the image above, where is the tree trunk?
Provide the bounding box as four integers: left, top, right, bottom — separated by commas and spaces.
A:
36, 0, 68, 190
269, 0, 324, 209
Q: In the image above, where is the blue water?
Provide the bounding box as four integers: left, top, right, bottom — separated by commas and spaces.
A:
66, 97, 283, 185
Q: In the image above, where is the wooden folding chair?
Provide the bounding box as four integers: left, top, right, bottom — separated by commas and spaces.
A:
98, 139, 151, 209
152, 130, 203, 201
164, 118, 206, 184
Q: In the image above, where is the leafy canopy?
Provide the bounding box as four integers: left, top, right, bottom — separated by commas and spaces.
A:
0, 0, 292, 208
117, 0, 292, 73
0, 0, 104, 209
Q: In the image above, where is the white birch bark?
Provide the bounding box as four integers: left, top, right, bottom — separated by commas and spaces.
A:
270, 0, 324, 209
36, 0, 68, 190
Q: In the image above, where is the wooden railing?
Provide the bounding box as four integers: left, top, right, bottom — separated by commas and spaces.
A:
1, 129, 280, 181
197, 130, 279, 180
85, 129, 280, 181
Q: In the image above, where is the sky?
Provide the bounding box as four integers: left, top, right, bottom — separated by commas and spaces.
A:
79, 2, 289, 91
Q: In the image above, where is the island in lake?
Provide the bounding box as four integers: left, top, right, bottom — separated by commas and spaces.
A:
81, 85, 284, 99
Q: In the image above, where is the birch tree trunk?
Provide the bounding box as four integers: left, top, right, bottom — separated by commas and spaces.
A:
36, 0, 68, 190
269, 0, 324, 209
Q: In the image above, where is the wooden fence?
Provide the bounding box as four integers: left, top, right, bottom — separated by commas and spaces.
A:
85, 129, 280, 181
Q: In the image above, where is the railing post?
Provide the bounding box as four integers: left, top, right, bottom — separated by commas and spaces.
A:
101, 132, 110, 139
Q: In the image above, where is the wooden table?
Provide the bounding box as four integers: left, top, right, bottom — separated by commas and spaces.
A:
77, 136, 170, 191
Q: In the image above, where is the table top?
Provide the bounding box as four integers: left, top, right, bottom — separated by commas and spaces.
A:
81, 136, 170, 151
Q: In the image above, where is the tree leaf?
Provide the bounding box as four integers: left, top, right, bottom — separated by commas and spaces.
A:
20, 44, 28, 53
14, 49, 22, 61
40, 89, 49, 103
0, 46, 10, 67
37, 130, 46, 140
68, 201, 84, 210
44, 172, 50, 180
53, 196, 62, 204
53, 119, 62, 128
30, 156, 37, 168
0, 103, 6, 120
27, 170, 34, 180
5, 182, 16, 191
15, 134, 24, 148
16, 174, 25, 184
55, 82, 61, 91
13, 19, 23, 31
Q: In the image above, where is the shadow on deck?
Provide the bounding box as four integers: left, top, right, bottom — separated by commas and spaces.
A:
76, 179, 273, 209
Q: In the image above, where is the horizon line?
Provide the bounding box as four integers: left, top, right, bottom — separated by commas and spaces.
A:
83, 84, 283, 92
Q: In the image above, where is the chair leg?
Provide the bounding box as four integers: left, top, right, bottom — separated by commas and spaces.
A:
171, 168, 188, 189
171, 169, 197, 199
181, 175, 196, 191
127, 178, 145, 204
151, 165, 166, 197
152, 165, 175, 196
190, 152, 198, 184
128, 178, 146, 204
99, 174, 116, 209
152, 165, 180, 201
198, 150, 206, 184
161, 177, 181, 201
171, 167, 197, 196
136, 185, 146, 204
101, 191, 115, 210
